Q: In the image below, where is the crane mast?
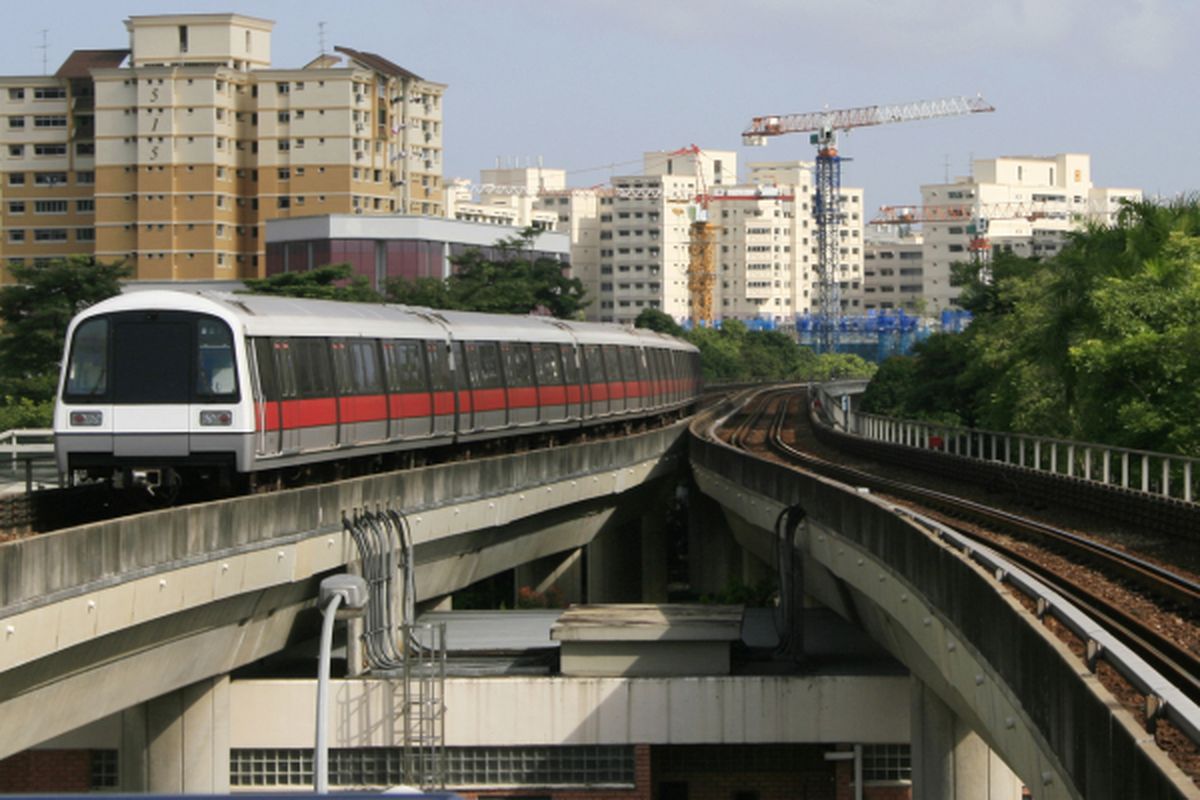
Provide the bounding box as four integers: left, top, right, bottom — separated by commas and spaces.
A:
742, 95, 994, 353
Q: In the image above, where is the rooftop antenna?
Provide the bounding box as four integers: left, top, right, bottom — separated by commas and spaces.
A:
38, 29, 49, 75
318, 21, 327, 56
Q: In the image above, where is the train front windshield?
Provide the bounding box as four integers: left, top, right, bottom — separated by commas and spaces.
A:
63, 311, 239, 404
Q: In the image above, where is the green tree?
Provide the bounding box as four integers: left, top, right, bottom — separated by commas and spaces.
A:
634, 308, 684, 336
385, 227, 588, 319
242, 263, 380, 302
861, 197, 1200, 455
0, 256, 130, 407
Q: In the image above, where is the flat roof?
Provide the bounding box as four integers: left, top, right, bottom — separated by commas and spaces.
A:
265, 214, 570, 257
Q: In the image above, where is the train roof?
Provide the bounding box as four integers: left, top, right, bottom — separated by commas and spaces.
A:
70, 291, 697, 352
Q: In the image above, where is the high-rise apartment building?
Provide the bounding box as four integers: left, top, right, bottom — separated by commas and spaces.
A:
920, 153, 1140, 311
530, 153, 866, 326
0, 13, 445, 282
860, 231, 925, 313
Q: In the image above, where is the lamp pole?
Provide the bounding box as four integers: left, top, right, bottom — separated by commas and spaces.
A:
315, 574, 369, 794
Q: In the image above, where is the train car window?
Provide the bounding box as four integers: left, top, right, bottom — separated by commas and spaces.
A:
348, 339, 383, 394
614, 345, 633, 383
602, 345, 622, 383
112, 318, 191, 404
383, 340, 426, 392
195, 318, 238, 400
426, 342, 451, 391
584, 344, 605, 383
292, 338, 334, 398
64, 318, 109, 400
559, 344, 580, 384
251, 338, 280, 402
331, 341, 353, 394
466, 341, 503, 389
533, 344, 563, 385
503, 342, 535, 387
273, 340, 298, 400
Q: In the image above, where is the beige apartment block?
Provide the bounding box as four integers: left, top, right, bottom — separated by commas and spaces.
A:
860, 231, 924, 313
920, 153, 1141, 311
0, 12, 445, 282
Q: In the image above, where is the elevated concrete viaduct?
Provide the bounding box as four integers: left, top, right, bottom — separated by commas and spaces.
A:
689, 400, 1195, 799
0, 421, 688, 764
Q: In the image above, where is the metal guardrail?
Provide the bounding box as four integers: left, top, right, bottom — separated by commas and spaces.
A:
810, 384, 1200, 506
0, 429, 59, 494
0, 429, 53, 466
847, 411, 1198, 504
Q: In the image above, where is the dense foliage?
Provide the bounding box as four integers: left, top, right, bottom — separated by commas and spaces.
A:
385, 227, 588, 319
634, 309, 876, 383
242, 263, 378, 302
860, 199, 1200, 455
0, 257, 129, 428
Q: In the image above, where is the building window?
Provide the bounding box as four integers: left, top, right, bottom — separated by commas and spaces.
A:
76, 199, 93, 212
33, 115, 67, 128
32, 86, 66, 100
76, 171, 94, 184
34, 200, 67, 214
278, 168, 290, 180
277, 197, 290, 209
76, 228, 94, 242
8, 172, 24, 186
34, 172, 67, 186
33, 143, 66, 157
8, 88, 24, 101
8, 116, 24, 128
862, 744, 911, 782
8, 201, 24, 214
34, 229, 67, 241
8, 230, 25, 242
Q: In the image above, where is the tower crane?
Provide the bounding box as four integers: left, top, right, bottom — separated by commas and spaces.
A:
742, 95, 994, 352
671, 144, 717, 326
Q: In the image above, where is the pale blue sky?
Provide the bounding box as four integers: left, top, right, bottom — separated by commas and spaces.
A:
2, 0, 1194, 210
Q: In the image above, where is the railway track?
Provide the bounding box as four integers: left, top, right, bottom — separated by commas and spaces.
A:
716, 386, 1200, 776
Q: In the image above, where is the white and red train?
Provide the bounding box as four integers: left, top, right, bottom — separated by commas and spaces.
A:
54, 290, 701, 492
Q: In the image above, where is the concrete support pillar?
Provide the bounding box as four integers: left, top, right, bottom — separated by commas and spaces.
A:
586, 523, 642, 603
640, 505, 669, 604
122, 676, 231, 793
910, 678, 1022, 800
687, 488, 741, 597
515, 547, 584, 605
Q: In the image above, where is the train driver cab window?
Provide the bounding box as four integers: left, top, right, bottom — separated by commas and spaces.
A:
65, 318, 109, 399
196, 318, 238, 400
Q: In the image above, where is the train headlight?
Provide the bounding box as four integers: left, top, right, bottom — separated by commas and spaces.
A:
69, 411, 103, 426
200, 410, 233, 427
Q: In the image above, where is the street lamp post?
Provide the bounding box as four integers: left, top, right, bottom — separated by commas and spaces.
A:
315, 574, 369, 794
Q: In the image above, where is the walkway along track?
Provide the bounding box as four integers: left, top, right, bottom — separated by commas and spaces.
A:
717, 385, 1200, 784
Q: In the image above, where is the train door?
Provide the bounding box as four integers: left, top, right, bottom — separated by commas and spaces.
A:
277, 338, 337, 454
383, 339, 433, 440
250, 337, 281, 458
427, 340, 455, 438
583, 344, 607, 417
604, 346, 627, 413
503, 342, 536, 427
559, 343, 582, 421
533, 343, 566, 424
333, 339, 387, 446
454, 341, 472, 434
108, 312, 192, 458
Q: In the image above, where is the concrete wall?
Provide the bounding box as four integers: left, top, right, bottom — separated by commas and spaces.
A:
230, 675, 910, 748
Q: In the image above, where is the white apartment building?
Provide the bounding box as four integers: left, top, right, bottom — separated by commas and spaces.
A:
444, 166, 560, 230
920, 153, 1141, 311
718, 162, 865, 324
860, 231, 924, 313
529, 152, 866, 326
